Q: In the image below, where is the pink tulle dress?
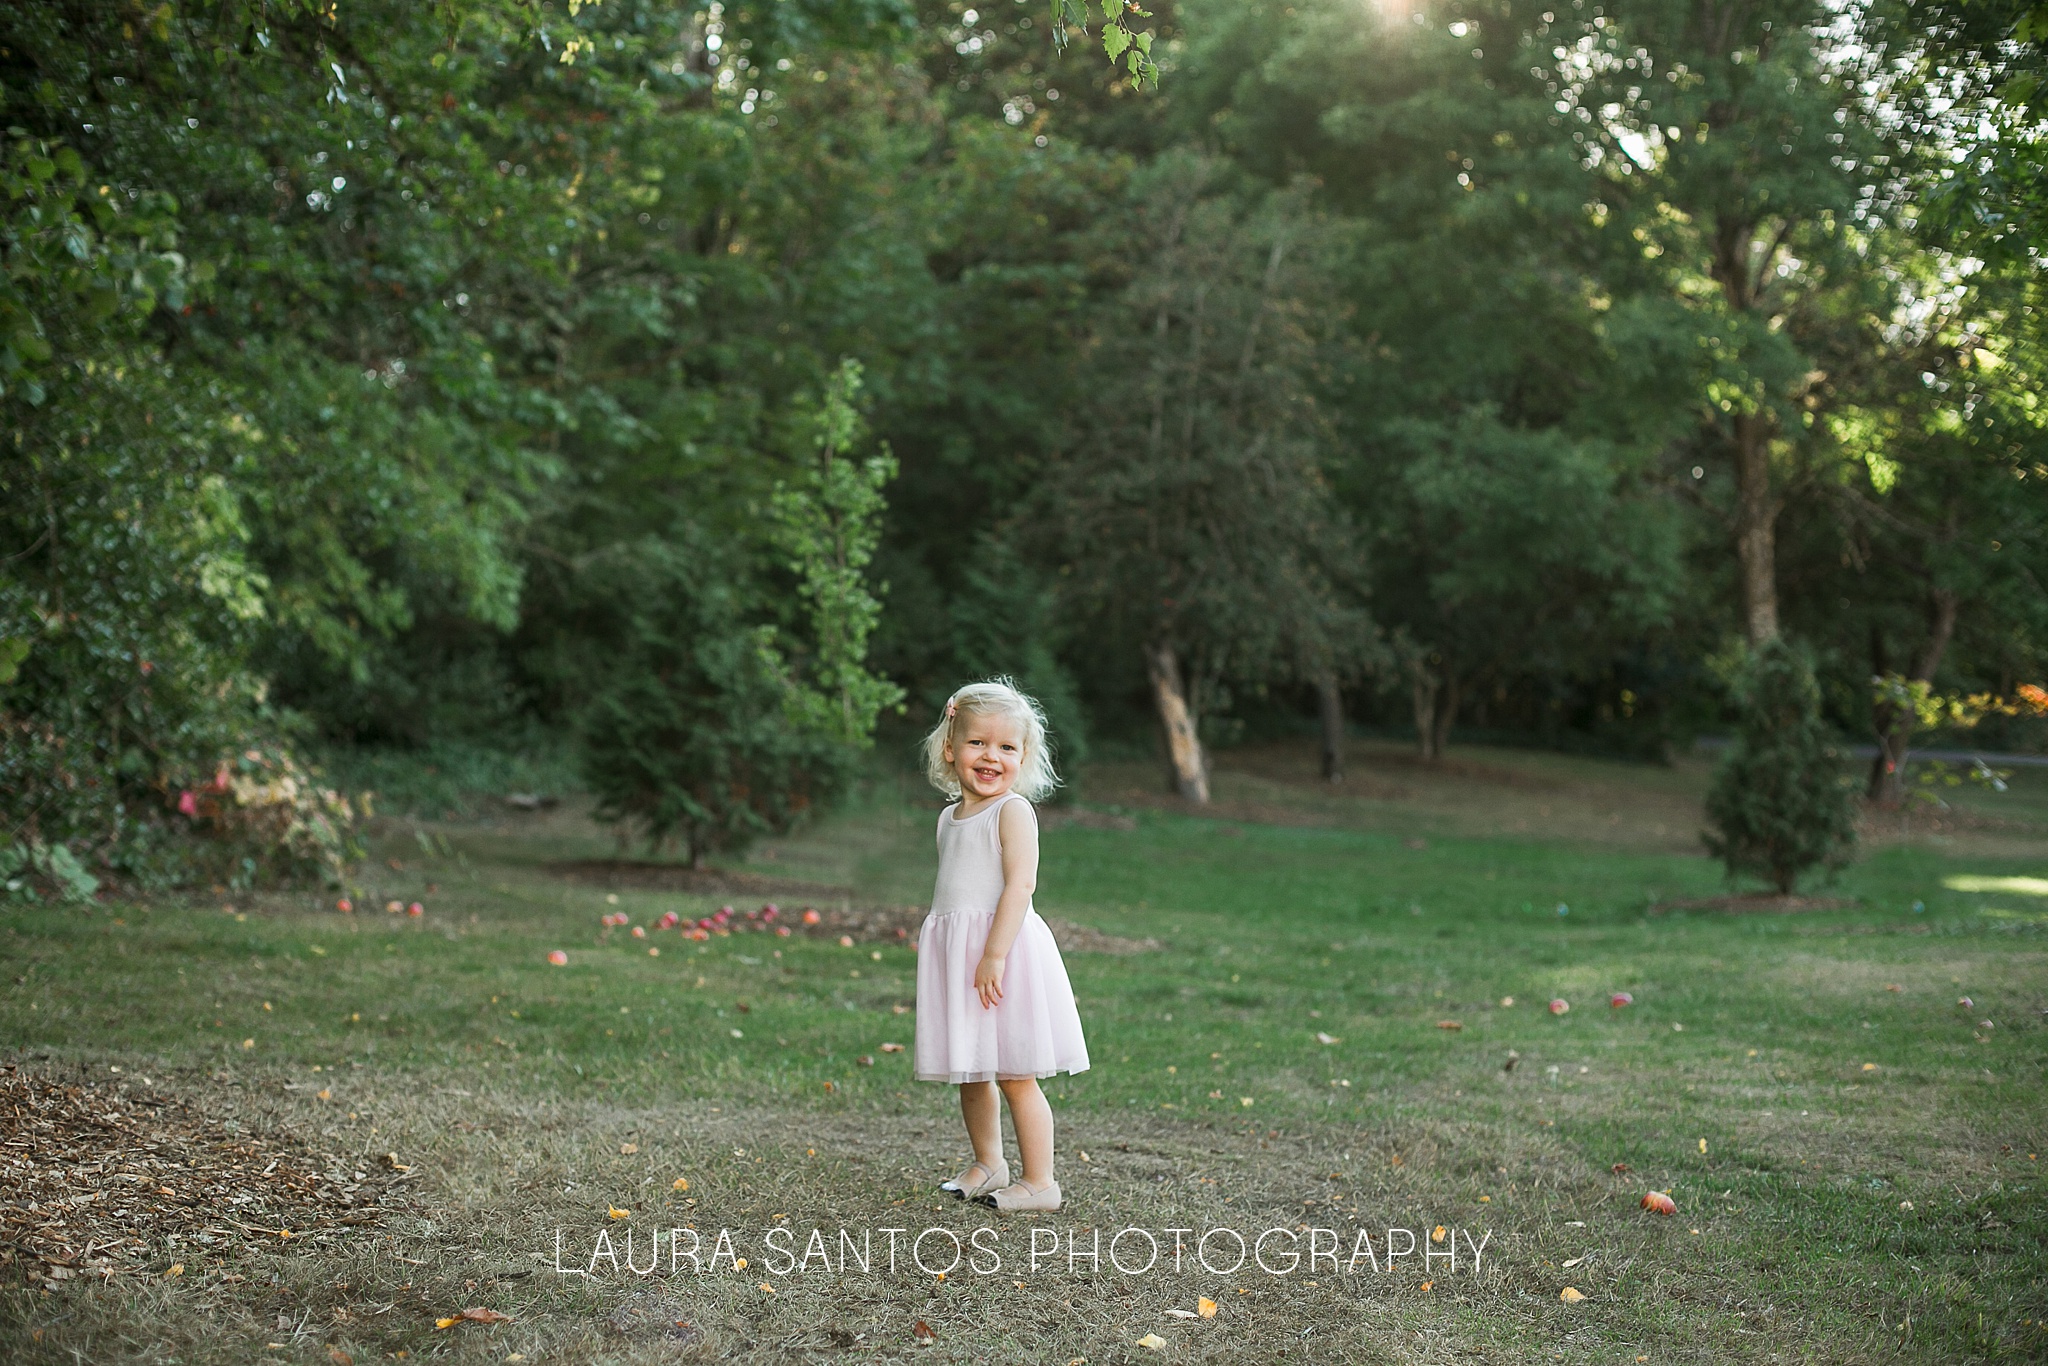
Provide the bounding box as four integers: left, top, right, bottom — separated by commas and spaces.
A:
913, 792, 1090, 1084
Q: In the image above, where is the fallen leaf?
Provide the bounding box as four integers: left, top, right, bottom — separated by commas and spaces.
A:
1560, 1286, 1586, 1303
672, 1177, 690, 1191
166, 1263, 184, 1277
1641, 1190, 1677, 1215
1135, 1333, 1167, 1350
880, 1042, 905, 1053
1500, 996, 1514, 1007
382, 1153, 412, 1173
1561, 1255, 1585, 1268
1419, 1279, 1434, 1291
1861, 1062, 1879, 1072
456, 1307, 511, 1324
1883, 983, 1901, 992
316, 1088, 331, 1101
1164, 1309, 1198, 1319
1698, 1138, 1708, 1154
1611, 1162, 1630, 1174
1435, 1020, 1462, 1031
759, 1282, 775, 1294
1316, 1031, 1340, 1045
328, 1348, 353, 1366
620, 1143, 639, 1155
1197, 1296, 1218, 1318
608, 1205, 630, 1220
913, 1320, 935, 1340
1430, 1225, 1446, 1243
857, 1055, 875, 1067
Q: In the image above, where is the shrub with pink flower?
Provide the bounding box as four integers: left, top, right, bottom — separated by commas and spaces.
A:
168, 746, 366, 887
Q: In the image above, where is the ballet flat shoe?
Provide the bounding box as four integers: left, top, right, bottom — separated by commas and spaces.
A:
977, 1177, 1061, 1212
939, 1157, 1009, 1200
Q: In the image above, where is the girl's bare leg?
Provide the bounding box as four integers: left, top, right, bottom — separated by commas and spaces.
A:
996, 1077, 1054, 1186
959, 1080, 1004, 1171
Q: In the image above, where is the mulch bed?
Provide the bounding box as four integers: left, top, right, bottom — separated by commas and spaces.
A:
1653, 894, 1858, 914
0, 1062, 404, 1290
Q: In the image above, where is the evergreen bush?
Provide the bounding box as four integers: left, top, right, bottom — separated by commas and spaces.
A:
1703, 638, 1859, 894
578, 541, 848, 867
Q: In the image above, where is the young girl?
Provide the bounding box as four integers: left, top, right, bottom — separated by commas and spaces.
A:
914, 679, 1088, 1212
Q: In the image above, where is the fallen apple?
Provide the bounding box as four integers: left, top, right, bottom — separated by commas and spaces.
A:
1549, 998, 1570, 1015
1641, 1190, 1677, 1215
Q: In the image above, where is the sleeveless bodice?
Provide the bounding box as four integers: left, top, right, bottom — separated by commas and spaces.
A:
930, 792, 1030, 918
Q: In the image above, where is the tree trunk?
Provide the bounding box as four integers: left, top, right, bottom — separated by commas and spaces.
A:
1411, 656, 1456, 762
1147, 640, 1209, 803
1316, 673, 1345, 783
1866, 588, 1960, 807
1430, 669, 1460, 760
1411, 662, 1438, 762
1732, 411, 1780, 646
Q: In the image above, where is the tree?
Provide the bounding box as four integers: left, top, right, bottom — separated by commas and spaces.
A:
578, 538, 841, 867
1794, 259, 2048, 803
1042, 159, 1372, 800
1560, 0, 1900, 647
1370, 416, 1687, 761
1702, 638, 1858, 893
578, 366, 899, 864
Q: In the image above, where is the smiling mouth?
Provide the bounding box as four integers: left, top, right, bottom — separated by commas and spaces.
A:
973, 767, 1002, 782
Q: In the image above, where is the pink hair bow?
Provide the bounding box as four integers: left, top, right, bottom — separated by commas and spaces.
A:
943, 698, 957, 718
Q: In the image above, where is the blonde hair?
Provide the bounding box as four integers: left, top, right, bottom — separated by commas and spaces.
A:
922, 678, 1060, 802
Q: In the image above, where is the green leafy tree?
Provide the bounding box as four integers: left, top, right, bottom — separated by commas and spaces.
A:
770, 359, 907, 746
1702, 638, 1858, 893
1043, 159, 1372, 800
578, 538, 839, 867
577, 366, 900, 863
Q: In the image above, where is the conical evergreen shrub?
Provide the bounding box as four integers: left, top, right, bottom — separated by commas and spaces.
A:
1703, 638, 1858, 894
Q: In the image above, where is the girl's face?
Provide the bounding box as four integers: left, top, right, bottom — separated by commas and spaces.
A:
945, 710, 1025, 802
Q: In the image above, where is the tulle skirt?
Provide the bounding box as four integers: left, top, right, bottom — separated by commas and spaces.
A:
913, 908, 1090, 1084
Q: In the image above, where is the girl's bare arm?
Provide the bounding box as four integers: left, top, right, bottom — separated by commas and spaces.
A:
973, 800, 1040, 1008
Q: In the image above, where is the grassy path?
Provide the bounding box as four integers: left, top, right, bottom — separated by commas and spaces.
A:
2, 743, 2044, 1362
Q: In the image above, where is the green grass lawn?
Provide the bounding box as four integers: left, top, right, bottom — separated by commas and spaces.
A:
3, 740, 2044, 1363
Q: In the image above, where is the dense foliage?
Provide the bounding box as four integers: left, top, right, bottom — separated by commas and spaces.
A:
4, 0, 2047, 888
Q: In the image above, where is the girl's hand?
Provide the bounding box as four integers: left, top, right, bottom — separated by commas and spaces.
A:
974, 954, 1006, 1009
